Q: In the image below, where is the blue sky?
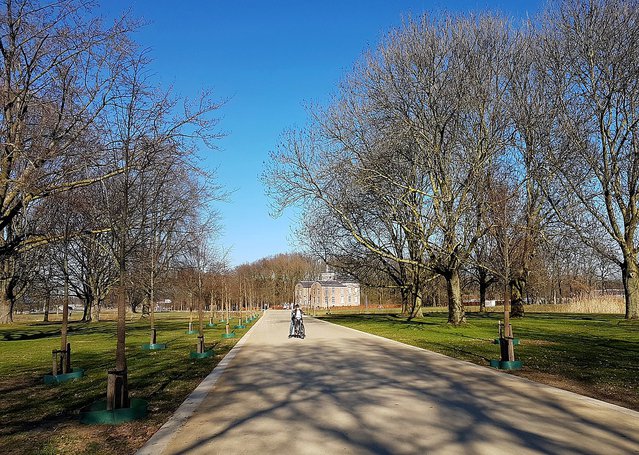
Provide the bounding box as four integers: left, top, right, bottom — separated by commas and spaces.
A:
103, 1, 542, 266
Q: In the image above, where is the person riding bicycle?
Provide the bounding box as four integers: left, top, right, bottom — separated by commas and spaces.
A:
288, 304, 305, 338
288, 305, 295, 338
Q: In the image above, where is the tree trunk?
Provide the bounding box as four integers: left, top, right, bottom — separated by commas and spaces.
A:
0, 296, 12, 323
0, 278, 14, 324
198, 275, 204, 337
622, 257, 639, 319
0, 255, 14, 323
479, 277, 487, 313
107, 281, 129, 410
60, 249, 71, 374
43, 295, 50, 322
446, 269, 466, 325
82, 299, 92, 322
510, 275, 526, 318
400, 287, 410, 315
407, 288, 424, 321
91, 298, 101, 322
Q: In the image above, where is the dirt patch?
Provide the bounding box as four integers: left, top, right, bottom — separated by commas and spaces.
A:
513, 369, 639, 412
1, 412, 169, 455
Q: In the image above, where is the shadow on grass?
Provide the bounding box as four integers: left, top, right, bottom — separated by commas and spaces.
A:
0, 317, 240, 451
0, 321, 120, 341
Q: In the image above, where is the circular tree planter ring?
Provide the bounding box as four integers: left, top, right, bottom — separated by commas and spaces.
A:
44, 368, 85, 385
185, 330, 198, 335
207, 323, 216, 328
221, 333, 236, 339
80, 398, 148, 424
489, 359, 523, 370
234, 324, 246, 329
189, 350, 214, 359
141, 343, 167, 350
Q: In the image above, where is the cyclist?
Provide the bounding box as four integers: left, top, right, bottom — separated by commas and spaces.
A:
289, 304, 305, 339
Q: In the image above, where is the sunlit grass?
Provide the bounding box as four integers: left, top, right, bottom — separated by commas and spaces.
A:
0, 313, 259, 455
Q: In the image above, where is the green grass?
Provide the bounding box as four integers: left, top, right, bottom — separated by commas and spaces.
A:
0, 312, 259, 455
320, 312, 639, 411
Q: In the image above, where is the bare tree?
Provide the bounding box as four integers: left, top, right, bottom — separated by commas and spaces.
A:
496, 23, 559, 318
0, 0, 137, 323
90, 41, 223, 407
177, 222, 221, 353
265, 14, 515, 325
297, 196, 430, 318
540, 0, 639, 319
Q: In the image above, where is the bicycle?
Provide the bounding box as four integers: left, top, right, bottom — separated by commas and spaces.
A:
293, 317, 305, 339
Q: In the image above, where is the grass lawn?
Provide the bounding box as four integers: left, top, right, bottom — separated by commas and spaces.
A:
319, 311, 639, 411
0, 312, 259, 455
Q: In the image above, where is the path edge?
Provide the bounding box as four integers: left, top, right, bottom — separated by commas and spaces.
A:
135, 313, 266, 455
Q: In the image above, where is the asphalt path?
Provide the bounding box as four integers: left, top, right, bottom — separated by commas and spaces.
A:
138, 310, 639, 454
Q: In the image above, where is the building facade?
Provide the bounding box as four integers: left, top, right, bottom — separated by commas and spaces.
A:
295, 271, 360, 309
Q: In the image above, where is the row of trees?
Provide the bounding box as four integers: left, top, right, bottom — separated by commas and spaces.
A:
264, 0, 639, 324
0, 0, 225, 410
0, 0, 223, 325
168, 253, 320, 314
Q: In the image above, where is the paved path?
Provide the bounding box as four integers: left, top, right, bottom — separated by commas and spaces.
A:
138, 310, 639, 454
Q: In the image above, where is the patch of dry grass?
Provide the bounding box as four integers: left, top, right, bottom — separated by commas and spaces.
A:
462, 296, 625, 315
526, 296, 625, 314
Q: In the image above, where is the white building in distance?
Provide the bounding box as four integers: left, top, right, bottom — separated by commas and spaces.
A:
295, 270, 360, 309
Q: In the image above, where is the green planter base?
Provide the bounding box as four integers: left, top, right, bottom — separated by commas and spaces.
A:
207, 323, 216, 327
493, 338, 520, 345
185, 330, 198, 335
80, 398, 148, 424
189, 350, 214, 359
234, 324, 246, 329
221, 332, 236, 339
44, 368, 85, 384
490, 359, 523, 370
141, 343, 167, 350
